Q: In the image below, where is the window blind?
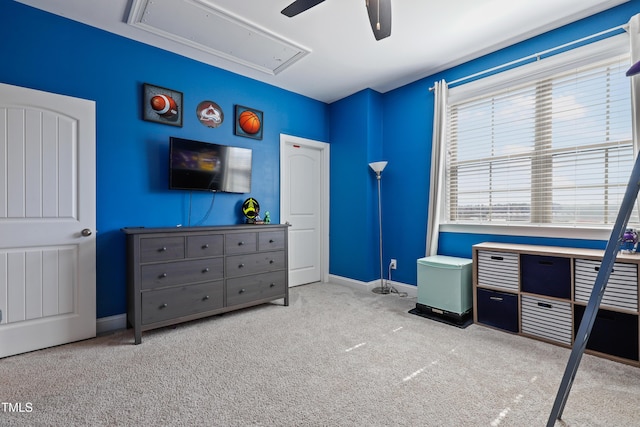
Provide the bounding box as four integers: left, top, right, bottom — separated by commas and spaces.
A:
445, 51, 636, 227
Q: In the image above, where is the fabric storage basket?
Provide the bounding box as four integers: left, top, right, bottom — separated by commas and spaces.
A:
521, 294, 572, 346
476, 250, 519, 291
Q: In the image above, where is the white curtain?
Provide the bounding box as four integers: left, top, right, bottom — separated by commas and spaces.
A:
425, 80, 448, 257
628, 14, 640, 221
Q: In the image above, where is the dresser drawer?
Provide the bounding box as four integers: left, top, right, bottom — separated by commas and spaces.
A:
521, 255, 571, 299
141, 257, 224, 290
225, 232, 257, 254
574, 259, 638, 311
521, 295, 572, 345
141, 280, 224, 325
477, 250, 519, 291
226, 251, 286, 278
226, 271, 287, 306
259, 230, 286, 251
187, 234, 224, 258
140, 236, 184, 263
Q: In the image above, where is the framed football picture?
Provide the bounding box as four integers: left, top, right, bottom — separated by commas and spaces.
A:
143, 83, 183, 127
234, 105, 263, 140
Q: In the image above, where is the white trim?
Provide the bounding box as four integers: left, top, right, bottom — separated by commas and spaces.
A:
449, 33, 629, 104
96, 314, 127, 335
127, 0, 309, 75
280, 134, 331, 284
328, 274, 369, 291
439, 223, 613, 241
444, 25, 627, 89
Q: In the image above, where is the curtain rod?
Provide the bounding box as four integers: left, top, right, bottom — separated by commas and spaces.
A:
428, 24, 628, 91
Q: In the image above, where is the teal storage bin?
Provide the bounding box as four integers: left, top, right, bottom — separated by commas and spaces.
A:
417, 255, 473, 316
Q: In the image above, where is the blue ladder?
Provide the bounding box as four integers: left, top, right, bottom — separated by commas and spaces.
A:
547, 150, 640, 425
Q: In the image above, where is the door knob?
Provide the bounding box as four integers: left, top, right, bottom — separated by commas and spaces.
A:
81, 228, 92, 237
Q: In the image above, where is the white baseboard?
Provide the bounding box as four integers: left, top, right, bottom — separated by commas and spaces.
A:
96, 313, 127, 335
328, 274, 369, 291
328, 274, 417, 298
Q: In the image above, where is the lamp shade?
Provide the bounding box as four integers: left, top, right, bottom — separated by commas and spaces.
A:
369, 161, 388, 173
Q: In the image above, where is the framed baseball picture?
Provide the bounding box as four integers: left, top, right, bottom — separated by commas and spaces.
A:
143, 83, 183, 127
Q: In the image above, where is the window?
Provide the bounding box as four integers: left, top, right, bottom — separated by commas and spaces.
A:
444, 35, 637, 228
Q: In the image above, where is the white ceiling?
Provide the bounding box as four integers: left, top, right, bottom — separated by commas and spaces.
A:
16, 0, 629, 103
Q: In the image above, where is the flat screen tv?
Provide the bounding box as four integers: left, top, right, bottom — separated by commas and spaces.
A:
169, 137, 252, 193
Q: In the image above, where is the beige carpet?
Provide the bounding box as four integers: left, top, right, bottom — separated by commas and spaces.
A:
2, 282, 639, 426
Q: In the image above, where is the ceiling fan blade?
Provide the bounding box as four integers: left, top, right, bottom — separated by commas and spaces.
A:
366, 0, 391, 41
281, 0, 326, 17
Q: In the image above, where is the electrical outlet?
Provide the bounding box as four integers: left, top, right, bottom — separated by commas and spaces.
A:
390, 259, 397, 269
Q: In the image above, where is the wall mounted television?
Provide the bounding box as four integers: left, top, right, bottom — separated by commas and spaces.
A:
169, 137, 252, 193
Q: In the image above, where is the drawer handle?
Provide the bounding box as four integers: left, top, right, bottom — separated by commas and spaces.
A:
239, 288, 245, 294
203, 295, 210, 301
269, 239, 275, 243
269, 259, 274, 264
238, 241, 244, 246
159, 247, 167, 252
203, 244, 209, 249
537, 302, 553, 309
202, 267, 210, 273
160, 303, 168, 309
489, 296, 503, 302
238, 263, 245, 269
270, 283, 275, 288
490, 256, 504, 261
539, 260, 553, 266
160, 273, 168, 278
594, 266, 614, 273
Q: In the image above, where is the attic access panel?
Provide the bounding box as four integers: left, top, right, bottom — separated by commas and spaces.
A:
128, 0, 309, 75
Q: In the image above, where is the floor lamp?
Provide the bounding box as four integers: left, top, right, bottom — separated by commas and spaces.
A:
369, 161, 389, 294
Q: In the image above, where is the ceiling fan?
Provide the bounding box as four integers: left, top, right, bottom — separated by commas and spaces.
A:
281, 0, 392, 41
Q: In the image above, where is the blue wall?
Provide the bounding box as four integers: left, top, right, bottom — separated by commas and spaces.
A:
0, 0, 329, 318
330, 0, 640, 285
329, 89, 384, 281
3, 0, 640, 320
372, 0, 640, 287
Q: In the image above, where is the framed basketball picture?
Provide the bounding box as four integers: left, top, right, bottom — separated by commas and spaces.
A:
143, 83, 183, 127
234, 105, 263, 140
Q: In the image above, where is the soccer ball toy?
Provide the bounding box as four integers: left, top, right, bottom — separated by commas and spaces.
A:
242, 198, 260, 222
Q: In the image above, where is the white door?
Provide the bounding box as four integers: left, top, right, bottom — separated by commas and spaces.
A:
0, 83, 96, 358
280, 134, 329, 287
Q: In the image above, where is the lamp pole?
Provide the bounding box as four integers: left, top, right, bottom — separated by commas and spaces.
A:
369, 161, 388, 294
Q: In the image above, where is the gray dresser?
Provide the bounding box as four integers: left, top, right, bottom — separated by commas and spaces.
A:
123, 224, 289, 344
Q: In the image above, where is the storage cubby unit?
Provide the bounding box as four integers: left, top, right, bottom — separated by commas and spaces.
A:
473, 242, 640, 366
